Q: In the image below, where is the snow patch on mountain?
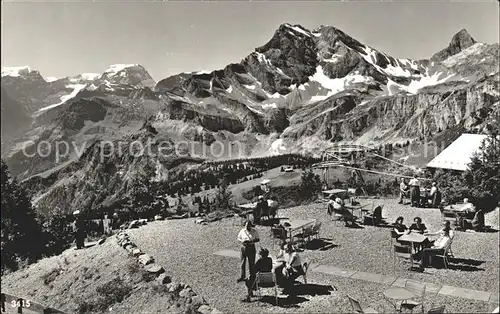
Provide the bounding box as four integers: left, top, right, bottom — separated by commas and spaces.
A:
269, 138, 286, 155
307, 65, 375, 102
1, 66, 31, 77
284, 23, 313, 37
359, 46, 412, 77
441, 43, 486, 67
103, 64, 138, 76
45, 77, 59, 82
37, 84, 87, 112
406, 71, 453, 93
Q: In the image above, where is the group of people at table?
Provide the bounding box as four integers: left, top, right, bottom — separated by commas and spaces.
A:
393, 216, 454, 270
237, 220, 305, 302
399, 177, 442, 208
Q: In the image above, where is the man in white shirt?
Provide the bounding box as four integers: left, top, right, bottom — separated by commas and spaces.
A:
237, 220, 260, 282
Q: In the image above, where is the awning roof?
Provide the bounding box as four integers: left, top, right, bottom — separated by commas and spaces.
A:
426, 133, 489, 171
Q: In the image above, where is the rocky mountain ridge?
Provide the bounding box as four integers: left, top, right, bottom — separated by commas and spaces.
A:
1, 23, 498, 214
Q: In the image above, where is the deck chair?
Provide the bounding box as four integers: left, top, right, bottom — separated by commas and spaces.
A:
427, 305, 446, 313
293, 224, 314, 247
393, 244, 413, 273
401, 280, 426, 313
346, 295, 379, 313
432, 239, 453, 269
253, 272, 278, 305
363, 205, 384, 226
310, 221, 322, 239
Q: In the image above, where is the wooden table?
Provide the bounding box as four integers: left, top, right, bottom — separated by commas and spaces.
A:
282, 219, 316, 243
384, 287, 416, 312
398, 232, 429, 255
398, 232, 428, 244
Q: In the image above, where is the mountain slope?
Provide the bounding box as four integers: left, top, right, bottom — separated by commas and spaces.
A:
1, 23, 498, 215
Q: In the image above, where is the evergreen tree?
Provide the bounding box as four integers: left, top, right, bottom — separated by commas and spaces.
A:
213, 180, 233, 212
465, 130, 500, 211
123, 159, 158, 219
1, 160, 43, 274
299, 168, 322, 200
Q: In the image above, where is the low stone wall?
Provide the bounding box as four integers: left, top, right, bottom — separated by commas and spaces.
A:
116, 231, 222, 314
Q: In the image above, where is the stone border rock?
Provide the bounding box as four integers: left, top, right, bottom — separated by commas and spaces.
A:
115, 231, 222, 314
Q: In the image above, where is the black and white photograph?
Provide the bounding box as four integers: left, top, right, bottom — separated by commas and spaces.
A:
1, 0, 499, 313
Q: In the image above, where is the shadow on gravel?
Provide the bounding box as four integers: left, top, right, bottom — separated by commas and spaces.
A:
291, 283, 337, 296
346, 223, 364, 229
255, 284, 336, 308
258, 295, 308, 308
305, 239, 338, 251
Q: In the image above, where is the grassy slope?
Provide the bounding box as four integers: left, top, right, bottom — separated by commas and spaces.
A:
0, 238, 196, 314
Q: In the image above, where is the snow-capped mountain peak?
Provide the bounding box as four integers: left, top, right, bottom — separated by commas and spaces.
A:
100, 64, 155, 88
1, 66, 32, 77
103, 64, 140, 76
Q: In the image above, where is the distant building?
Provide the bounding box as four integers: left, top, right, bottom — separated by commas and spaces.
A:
426, 133, 489, 171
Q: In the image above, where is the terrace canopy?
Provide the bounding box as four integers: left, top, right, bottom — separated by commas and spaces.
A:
426, 133, 488, 171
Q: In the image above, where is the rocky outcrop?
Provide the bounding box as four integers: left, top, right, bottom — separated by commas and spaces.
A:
431, 29, 477, 62
115, 231, 220, 314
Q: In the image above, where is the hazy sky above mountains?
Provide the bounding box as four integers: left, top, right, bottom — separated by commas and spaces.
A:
1, 0, 499, 81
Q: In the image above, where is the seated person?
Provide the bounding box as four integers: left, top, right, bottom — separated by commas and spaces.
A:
471, 208, 485, 232
458, 198, 476, 212
393, 216, 408, 235
274, 243, 304, 293
245, 248, 273, 301
328, 197, 356, 226
257, 195, 270, 218
409, 217, 428, 234
416, 221, 454, 269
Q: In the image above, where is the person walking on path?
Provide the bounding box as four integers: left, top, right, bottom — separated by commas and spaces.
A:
73, 210, 86, 249
408, 175, 421, 207
237, 220, 260, 283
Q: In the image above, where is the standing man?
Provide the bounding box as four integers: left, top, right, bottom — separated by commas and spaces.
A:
73, 210, 86, 250
237, 220, 260, 283
408, 175, 421, 207
399, 178, 409, 204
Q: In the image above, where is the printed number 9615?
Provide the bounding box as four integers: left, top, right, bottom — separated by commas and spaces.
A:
11, 300, 31, 308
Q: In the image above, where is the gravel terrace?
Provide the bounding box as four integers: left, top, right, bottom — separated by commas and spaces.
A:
128, 198, 500, 313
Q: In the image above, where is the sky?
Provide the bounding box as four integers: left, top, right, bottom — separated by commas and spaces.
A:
1, 0, 499, 81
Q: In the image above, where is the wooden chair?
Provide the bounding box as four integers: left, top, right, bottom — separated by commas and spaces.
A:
363, 205, 384, 226
427, 305, 446, 313
401, 280, 426, 313
253, 272, 278, 305
393, 244, 414, 274
346, 295, 379, 313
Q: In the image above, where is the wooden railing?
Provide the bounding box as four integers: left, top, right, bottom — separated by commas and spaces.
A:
1, 293, 66, 314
